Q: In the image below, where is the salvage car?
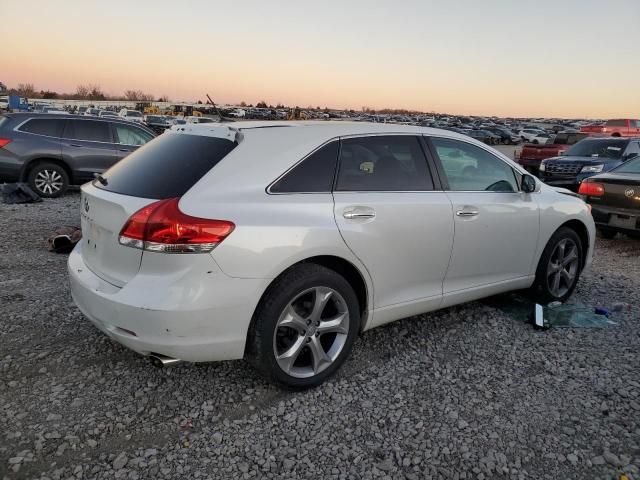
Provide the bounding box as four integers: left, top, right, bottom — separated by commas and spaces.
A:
0, 113, 155, 197
68, 122, 595, 388
539, 137, 640, 191
580, 119, 640, 138
518, 132, 588, 174
579, 157, 640, 238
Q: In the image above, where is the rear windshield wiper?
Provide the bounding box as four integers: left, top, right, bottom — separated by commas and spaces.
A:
94, 174, 108, 186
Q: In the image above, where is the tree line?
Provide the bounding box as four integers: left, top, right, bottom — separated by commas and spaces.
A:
3, 82, 169, 102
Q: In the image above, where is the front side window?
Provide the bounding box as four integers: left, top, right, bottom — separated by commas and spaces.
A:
64, 120, 111, 142
270, 141, 338, 193
335, 135, 433, 191
431, 137, 518, 192
113, 124, 153, 146
624, 142, 640, 158
19, 118, 65, 137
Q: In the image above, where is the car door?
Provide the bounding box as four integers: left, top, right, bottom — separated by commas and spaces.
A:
110, 122, 154, 161
62, 119, 119, 183
332, 135, 454, 326
428, 136, 539, 302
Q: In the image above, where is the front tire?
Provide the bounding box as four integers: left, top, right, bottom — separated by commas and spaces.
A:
27, 162, 69, 198
247, 264, 360, 389
529, 227, 583, 304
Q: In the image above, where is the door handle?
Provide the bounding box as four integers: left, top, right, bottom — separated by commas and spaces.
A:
118, 148, 131, 152
68, 144, 83, 148
343, 207, 376, 220
456, 210, 479, 217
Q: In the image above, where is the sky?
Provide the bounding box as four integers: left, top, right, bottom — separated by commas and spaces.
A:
2, 0, 639, 118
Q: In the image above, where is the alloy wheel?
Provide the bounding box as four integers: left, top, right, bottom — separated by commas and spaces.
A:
34, 169, 63, 195
273, 286, 349, 379
546, 238, 579, 298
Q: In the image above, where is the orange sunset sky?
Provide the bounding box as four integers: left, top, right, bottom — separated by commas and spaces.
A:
2, 0, 639, 118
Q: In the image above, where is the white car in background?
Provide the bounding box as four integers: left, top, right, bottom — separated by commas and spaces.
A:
519, 128, 546, 142
530, 133, 553, 145
118, 108, 145, 124
69, 122, 595, 388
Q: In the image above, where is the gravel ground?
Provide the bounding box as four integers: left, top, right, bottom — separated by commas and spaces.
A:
1, 193, 639, 480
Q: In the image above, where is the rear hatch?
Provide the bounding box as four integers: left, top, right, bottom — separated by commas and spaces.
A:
80, 128, 238, 286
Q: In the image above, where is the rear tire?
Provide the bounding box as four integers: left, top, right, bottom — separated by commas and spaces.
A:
27, 162, 69, 198
598, 227, 617, 239
529, 227, 583, 304
246, 264, 360, 390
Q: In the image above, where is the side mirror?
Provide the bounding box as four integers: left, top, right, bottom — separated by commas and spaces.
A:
521, 174, 537, 193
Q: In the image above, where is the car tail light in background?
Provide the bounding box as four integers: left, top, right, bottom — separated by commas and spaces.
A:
578, 182, 605, 196
0, 138, 12, 148
119, 198, 234, 253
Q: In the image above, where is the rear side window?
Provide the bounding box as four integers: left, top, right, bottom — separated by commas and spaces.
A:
19, 118, 65, 137
112, 123, 154, 146
64, 120, 111, 142
95, 133, 237, 199
605, 119, 627, 127
336, 135, 433, 191
270, 141, 338, 193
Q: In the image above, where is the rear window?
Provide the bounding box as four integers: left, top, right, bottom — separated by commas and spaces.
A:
19, 118, 65, 137
95, 133, 237, 199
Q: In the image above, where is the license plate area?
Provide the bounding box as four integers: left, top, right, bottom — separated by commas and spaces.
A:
609, 214, 637, 229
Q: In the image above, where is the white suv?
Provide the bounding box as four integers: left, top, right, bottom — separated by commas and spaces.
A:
68, 122, 594, 388
118, 108, 145, 124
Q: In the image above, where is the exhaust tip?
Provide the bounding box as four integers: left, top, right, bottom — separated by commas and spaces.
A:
149, 353, 181, 368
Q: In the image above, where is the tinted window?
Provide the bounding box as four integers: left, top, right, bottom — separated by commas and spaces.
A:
270, 141, 338, 193
605, 119, 627, 127
336, 135, 433, 191
95, 133, 237, 199
113, 124, 154, 146
614, 157, 640, 173
431, 137, 518, 192
565, 139, 628, 159
64, 120, 111, 142
624, 142, 640, 158
19, 118, 65, 137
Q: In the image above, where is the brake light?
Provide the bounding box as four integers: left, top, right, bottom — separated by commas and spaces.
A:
578, 182, 605, 196
118, 198, 234, 253
0, 138, 11, 148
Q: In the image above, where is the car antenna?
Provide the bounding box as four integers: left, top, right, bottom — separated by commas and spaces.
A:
206, 94, 234, 123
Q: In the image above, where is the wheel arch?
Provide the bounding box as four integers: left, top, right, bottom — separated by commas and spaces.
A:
21, 157, 73, 183
245, 254, 371, 356
558, 219, 590, 270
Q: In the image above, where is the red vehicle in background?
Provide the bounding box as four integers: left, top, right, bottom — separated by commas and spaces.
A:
517, 132, 588, 174
581, 119, 640, 137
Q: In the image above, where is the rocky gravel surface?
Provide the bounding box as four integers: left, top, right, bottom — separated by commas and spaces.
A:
1, 193, 639, 480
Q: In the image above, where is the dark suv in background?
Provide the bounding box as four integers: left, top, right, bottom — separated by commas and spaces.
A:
0, 113, 155, 197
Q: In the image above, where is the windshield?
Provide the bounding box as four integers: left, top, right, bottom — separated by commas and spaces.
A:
565, 139, 627, 159
613, 157, 640, 174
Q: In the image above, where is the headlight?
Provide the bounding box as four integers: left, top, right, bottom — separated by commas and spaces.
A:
581, 164, 604, 173
539, 162, 546, 172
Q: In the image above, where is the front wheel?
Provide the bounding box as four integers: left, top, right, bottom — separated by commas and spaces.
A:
529, 227, 583, 304
247, 264, 360, 389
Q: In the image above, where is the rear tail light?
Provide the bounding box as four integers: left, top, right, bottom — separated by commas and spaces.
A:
578, 182, 605, 196
118, 198, 234, 253
0, 138, 12, 148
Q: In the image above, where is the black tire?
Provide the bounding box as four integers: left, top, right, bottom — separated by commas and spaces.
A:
598, 227, 617, 239
246, 263, 360, 390
27, 162, 69, 198
529, 227, 583, 304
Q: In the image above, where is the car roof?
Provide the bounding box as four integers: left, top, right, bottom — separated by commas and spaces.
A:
180, 121, 526, 206
5, 112, 156, 134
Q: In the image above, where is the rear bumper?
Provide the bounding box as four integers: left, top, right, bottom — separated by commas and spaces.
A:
591, 205, 640, 233
68, 244, 267, 362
